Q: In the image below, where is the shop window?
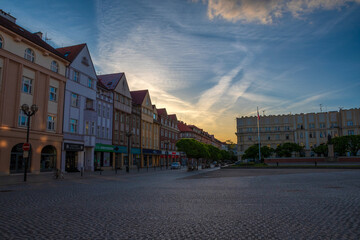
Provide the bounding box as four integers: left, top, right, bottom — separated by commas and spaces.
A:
41, 145, 56, 172
10, 143, 31, 173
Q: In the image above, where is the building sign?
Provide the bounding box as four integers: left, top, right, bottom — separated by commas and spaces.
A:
95, 143, 114, 152
131, 148, 141, 154
113, 145, 127, 153
143, 149, 162, 155
64, 143, 84, 151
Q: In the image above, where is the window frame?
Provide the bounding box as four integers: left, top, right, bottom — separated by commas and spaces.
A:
50, 61, 59, 73
49, 86, 57, 102
71, 93, 79, 108
70, 119, 78, 133
22, 76, 33, 94
24, 48, 35, 62
47, 115, 56, 131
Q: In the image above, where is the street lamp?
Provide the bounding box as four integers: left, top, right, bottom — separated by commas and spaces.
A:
164, 140, 169, 169
126, 131, 132, 173
21, 103, 38, 182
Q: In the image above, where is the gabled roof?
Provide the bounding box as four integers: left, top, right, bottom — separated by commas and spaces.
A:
178, 121, 192, 132
56, 43, 86, 62
97, 73, 124, 90
97, 77, 109, 90
157, 108, 167, 116
130, 90, 148, 105
0, 14, 69, 61
168, 114, 177, 121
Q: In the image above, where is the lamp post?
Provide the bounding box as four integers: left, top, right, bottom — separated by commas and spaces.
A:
126, 132, 132, 173
164, 140, 169, 169
21, 104, 38, 182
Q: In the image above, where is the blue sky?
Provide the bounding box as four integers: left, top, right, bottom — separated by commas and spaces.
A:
3, 0, 360, 141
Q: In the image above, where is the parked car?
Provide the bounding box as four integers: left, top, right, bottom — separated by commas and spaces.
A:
170, 162, 181, 169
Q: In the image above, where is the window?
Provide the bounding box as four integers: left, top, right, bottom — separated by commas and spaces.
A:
114, 130, 118, 141
88, 78, 94, 89
106, 127, 109, 139
309, 123, 315, 129
107, 106, 110, 118
91, 122, 95, 135
18, 110, 28, 127
50, 61, 58, 73
115, 112, 119, 121
73, 71, 79, 82
97, 103, 101, 115
97, 126, 100, 137
0, 36, 3, 48
319, 123, 326, 128
47, 115, 56, 131
24, 48, 34, 62
286, 134, 289, 140
71, 93, 79, 107
49, 87, 57, 101
70, 119, 78, 133
348, 130, 355, 135
86, 98, 94, 110
347, 121, 353, 126
22, 77, 32, 94
85, 121, 89, 135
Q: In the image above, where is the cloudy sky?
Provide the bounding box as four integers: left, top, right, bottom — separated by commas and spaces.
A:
3, 0, 360, 142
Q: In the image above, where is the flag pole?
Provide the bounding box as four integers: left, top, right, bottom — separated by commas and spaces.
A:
257, 107, 261, 163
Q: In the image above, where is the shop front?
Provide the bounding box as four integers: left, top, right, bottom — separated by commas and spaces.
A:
94, 143, 114, 170
64, 143, 84, 172
114, 145, 127, 169
161, 151, 180, 167
131, 148, 141, 168
143, 149, 161, 167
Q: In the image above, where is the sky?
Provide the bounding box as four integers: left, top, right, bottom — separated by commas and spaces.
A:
2, 0, 360, 142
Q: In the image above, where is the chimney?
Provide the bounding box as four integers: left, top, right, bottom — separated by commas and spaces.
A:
34, 32, 43, 39
0, 9, 16, 23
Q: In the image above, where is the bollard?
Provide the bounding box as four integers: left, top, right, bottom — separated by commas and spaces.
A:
126, 166, 129, 173
276, 162, 279, 167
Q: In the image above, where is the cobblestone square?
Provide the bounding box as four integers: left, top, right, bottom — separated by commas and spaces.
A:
1, 168, 360, 239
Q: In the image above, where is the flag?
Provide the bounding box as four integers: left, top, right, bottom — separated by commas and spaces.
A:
257, 107, 260, 120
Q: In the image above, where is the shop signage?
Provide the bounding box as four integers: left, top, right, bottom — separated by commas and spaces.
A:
143, 149, 162, 154
64, 143, 84, 151
113, 145, 127, 153
95, 143, 114, 152
131, 148, 141, 154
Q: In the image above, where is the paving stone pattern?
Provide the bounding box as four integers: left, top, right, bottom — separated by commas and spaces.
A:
0, 169, 360, 239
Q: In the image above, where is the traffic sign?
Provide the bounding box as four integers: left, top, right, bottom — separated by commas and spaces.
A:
22, 143, 30, 151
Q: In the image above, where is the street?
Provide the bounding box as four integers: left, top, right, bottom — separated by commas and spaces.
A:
1, 168, 360, 239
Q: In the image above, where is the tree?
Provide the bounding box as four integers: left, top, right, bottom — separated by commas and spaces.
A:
176, 138, 208, 170
312, 144, 328, 157
347, 135, 360, 156
220, 150, 230, 161
331, 136, 349, 156
242, 144, 273, 161
207, 144, 221, 161
276, 143, 303, 157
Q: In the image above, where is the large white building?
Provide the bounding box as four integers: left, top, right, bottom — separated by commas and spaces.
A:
236, 108, 360, 158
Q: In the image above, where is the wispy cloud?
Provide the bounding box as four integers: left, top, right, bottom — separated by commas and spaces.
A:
196, 0, 360, 24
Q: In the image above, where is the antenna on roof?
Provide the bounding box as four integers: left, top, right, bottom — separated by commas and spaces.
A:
320, 104, 323, 112
45, 32, 51, 42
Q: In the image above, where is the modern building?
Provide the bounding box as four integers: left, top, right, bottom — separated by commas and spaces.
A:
130, 90, 161, 167
157, 109, 180, 166
57, 44, 97, 172
97, 73, 132, 169
0, 11, 69, 175
94, 79, 113, 170
236, 108, 360, 158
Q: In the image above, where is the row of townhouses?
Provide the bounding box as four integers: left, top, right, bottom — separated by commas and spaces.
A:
236, 108, 360, 158
0, 11, 223, 175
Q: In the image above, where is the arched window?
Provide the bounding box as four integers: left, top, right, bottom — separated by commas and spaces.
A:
10, 143, 32, 173
24, 48, 35, 62
50, 61, 58, 73
41, 145, 57, 172
0, 36, 3, 48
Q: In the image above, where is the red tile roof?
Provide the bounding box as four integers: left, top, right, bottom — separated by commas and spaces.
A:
57, 43, 86, 62
130, 90, 148, 105
178, 121, 192, 132
0, 15, 69, 61
157, 108, 167, 116
168, 114, 177, 121
97, 73, 124, 90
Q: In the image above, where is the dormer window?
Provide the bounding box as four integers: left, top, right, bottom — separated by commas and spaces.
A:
64, 51, 70, 57
50, 61, 59, 73
24, 48, 34, 62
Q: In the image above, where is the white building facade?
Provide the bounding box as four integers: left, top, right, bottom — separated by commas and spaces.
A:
57, 44, 97, 172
